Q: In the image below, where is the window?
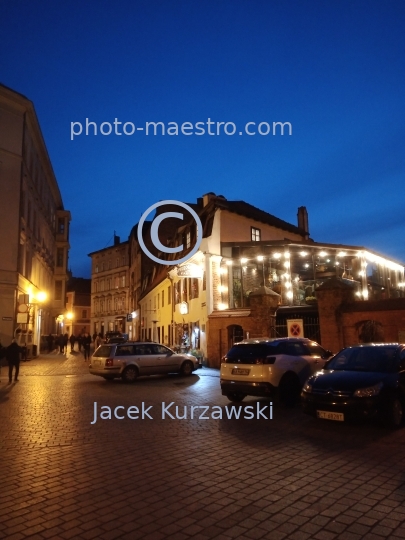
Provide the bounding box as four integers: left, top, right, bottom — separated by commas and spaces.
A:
121, 275, 125, 287
54, 280, 63, 301
186, 231, 191, 249
168, 286, 171, 304
182, 279, 187, 302
162, 290, 165, 307
190, 278, 199, 299
100, 280, 104, 292
251, 227, 261, 241
95, 264, 99, 273
95, 282, 98, 292
115, 277, 119, 288
56, 248, 64, 267
57, 218, 65, 234
82, 310, 87, 318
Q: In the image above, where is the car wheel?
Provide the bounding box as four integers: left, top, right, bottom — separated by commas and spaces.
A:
122, 366, 138, 383
226, 392, 246, 402
279, 373, 301, 406
386, 397, 403, 428
180, 361, 194, 376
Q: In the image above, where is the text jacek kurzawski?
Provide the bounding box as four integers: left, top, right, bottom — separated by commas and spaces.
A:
90, 401, 273, 424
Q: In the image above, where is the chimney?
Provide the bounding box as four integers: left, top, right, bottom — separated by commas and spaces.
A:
202, 192, 216, 207
297, 207, 309, 239
114, 233, 120, 246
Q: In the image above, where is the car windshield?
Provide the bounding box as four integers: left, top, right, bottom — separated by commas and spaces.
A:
93, 345, 113, 357
227, 343, 277, 359
327, 347, 398, 373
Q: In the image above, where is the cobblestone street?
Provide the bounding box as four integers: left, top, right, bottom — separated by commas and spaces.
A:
1, 352, 405, 540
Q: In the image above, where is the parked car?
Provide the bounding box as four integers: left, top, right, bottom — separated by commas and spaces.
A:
220, 337, 333, 403
89, 341, 201, 382
105, 331, 128, 344
301, 343, 405, 427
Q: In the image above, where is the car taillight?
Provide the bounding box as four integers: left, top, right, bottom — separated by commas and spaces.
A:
105, 358, 114, 366
222, 356, 228, 363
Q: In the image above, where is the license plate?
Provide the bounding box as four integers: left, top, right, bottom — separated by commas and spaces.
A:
231, 368, 250, 375
317, 410, 344, 421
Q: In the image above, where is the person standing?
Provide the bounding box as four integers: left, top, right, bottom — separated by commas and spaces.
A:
82, 332, 91, 361
69, 334, 76, 353
47, 333, 54, 353
6, 339, 22, 383
63, 333, 69, 354
57, 334, 64, 354
94, 333, 103, 350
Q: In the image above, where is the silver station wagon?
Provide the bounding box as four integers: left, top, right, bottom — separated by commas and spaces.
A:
89, 342, 201, 382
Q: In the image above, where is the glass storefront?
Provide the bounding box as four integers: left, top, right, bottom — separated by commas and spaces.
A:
219, 242, 405, 309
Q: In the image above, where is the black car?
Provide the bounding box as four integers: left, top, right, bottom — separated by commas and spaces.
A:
301, 343, 405, 427
105, 331, 128, 344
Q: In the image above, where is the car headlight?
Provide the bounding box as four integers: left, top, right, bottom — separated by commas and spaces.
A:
302, 382, 313, 393
353, 382, 383, 398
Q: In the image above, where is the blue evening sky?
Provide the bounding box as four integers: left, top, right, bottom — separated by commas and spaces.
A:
1, 0, 404, 277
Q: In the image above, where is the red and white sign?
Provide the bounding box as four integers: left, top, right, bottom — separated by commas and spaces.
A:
287, 319, 304, 338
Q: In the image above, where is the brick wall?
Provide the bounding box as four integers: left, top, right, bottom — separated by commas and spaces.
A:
317, 278, 405, 353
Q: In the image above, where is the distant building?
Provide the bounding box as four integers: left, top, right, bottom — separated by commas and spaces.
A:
88, 235, 129, 338
0, 84, 71, 352
65, 277, 91, 336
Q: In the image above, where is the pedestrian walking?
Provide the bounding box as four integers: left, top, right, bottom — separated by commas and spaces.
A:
77, 334, 82, 352
0, 339, 6, 382
69, 334, 76, 353
47, 333, 54, 353
82, 332, 91, 360
6, 339, 22, 383
94, 333, 103, 350
63, 333, 69, 354
57, 334, 64, 353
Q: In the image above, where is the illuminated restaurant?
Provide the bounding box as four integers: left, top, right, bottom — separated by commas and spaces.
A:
218, 240, 405, 309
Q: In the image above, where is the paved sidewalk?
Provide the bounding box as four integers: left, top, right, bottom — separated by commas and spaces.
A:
1, 356, 405, 540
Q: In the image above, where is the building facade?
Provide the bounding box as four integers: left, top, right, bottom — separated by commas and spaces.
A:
65, 277, 91, 337
89, 235, 130, 338
136, 193, 405, 366
137, 193, 309, 359
0, 84, 71, 352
